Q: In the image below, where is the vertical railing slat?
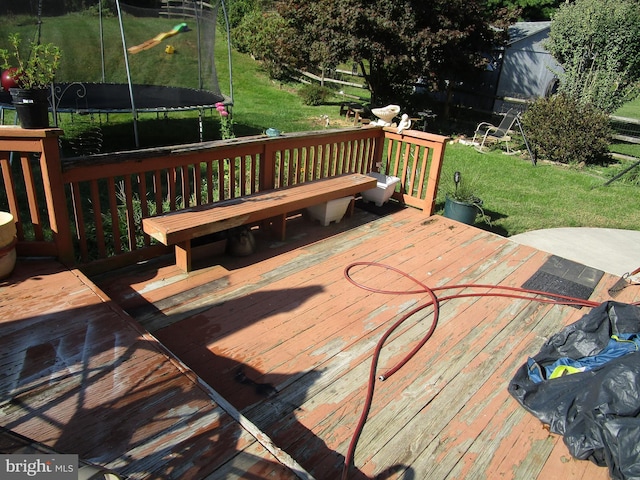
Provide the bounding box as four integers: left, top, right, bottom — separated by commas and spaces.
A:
123, 175, 136, 251
153, 170, 163, 215
19, 154, 44, 241
297, 149, 305, 184
229, 157, 237, 198
0, 152, 23, 239
323, 143, 330, 177
337, 142, 343, 174
416, 146, 430, 200
90, 179, 107, 258
206, 161, 214, 203
181, 165, 191, 208
70, 182, 89, 262
194, 163, 203, 206
252, 153, 260, 193
218, 160, 226, 201
407, 144, 420, 197
138, 173, 151, 247
167, 167, 177, 211
401, 141, 411, 195
386, 138, 395, 174
278, 151, 286, 188
107, 177, 122, 254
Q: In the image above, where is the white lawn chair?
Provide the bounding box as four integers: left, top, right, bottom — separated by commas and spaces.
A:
472, 109, 520, 154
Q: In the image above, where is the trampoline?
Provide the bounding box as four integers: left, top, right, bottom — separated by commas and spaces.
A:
0, 0, 233, 148
0, 83, 229, 147
0, 83, 226, 113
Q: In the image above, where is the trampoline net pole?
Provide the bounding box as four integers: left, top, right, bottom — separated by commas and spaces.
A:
115, 0, 140, 148
99, 0, 105, 83
194, 2, 203, 90
220, 0, 234, 104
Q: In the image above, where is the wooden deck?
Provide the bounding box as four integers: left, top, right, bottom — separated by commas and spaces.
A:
2, 204, 638, 479
0, 260, 300, 479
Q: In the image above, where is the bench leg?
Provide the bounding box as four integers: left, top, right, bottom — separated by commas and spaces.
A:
346, 198, 355, 217
175, 241, 192, 273
272, 214, 287, 241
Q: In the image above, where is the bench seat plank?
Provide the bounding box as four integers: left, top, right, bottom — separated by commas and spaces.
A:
142, 173, 377, 271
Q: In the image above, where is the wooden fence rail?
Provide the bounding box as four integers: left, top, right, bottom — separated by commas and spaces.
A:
0, 126, 447, 273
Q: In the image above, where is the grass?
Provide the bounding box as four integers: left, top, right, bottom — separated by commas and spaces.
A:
437, 144, 640, 236
615, 96, 640, 119
610, 97, 640, 158
1, 12, 639, 236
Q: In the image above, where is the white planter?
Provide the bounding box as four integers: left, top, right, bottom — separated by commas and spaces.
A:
0, 211, 17, 280
306, 196, 353, 226
361, 172, 401, 206
371, 104, 401, 126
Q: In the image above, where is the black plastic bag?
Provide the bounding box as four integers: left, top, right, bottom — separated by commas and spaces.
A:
509, 301, 640, 480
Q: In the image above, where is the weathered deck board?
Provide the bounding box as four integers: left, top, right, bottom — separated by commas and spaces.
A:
4, 205, 638, 480
0, 260, 300, 479
94, 206, 638, 479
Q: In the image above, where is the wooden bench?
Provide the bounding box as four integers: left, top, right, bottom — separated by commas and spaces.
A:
142, 173, 377, 272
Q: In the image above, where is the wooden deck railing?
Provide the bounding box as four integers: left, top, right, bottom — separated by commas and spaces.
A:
0, 127, 74, 264
0, 125, 447, 272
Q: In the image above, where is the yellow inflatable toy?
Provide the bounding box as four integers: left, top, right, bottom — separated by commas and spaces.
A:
128, 23, 188, 54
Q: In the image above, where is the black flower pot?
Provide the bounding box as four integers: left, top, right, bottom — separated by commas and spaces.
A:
443, 196, 479, 225
9, 88, 51, 129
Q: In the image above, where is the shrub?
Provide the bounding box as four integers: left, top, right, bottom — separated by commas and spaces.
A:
545, 0, 640, 113
298, 84, 332, 106
521, 94, 612, 165
0, 33, 61, 89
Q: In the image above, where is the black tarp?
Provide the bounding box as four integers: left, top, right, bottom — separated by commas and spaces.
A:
509, 301, 640, 480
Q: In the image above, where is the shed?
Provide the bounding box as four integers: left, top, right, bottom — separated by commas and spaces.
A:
493, 21, 563, 112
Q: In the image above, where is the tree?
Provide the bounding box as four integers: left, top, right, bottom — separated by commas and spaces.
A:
545, 0, 640, 113
232, 10, 298, 80
277, 0, 510, 107
486, 0, 562, 21
275, 1, 356, 85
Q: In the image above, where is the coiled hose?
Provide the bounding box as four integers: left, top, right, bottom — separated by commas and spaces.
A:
340, 261, 610, 480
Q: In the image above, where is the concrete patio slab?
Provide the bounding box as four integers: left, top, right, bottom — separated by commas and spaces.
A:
510, 227, 640, 277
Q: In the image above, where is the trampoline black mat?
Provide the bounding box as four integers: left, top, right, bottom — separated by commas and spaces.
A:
0, 83, 226, 113
522, 255, 604, 306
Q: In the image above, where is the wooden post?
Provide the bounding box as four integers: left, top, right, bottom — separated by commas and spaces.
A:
0, 127, 74, 264
423, 140, 447, 215
38, 132, 75, 264
175, 241, 192, 272
371, 129, 385, 173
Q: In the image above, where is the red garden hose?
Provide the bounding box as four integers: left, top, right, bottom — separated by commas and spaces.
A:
340, 261, 607, 480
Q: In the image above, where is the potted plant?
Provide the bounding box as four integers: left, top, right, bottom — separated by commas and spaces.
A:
442, 171, 490, 225
0, 33, 61, 128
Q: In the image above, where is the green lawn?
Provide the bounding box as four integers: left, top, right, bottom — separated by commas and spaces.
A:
611, 97, 640, 158
615, 96, 640, 119
438, 144, 640, 236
